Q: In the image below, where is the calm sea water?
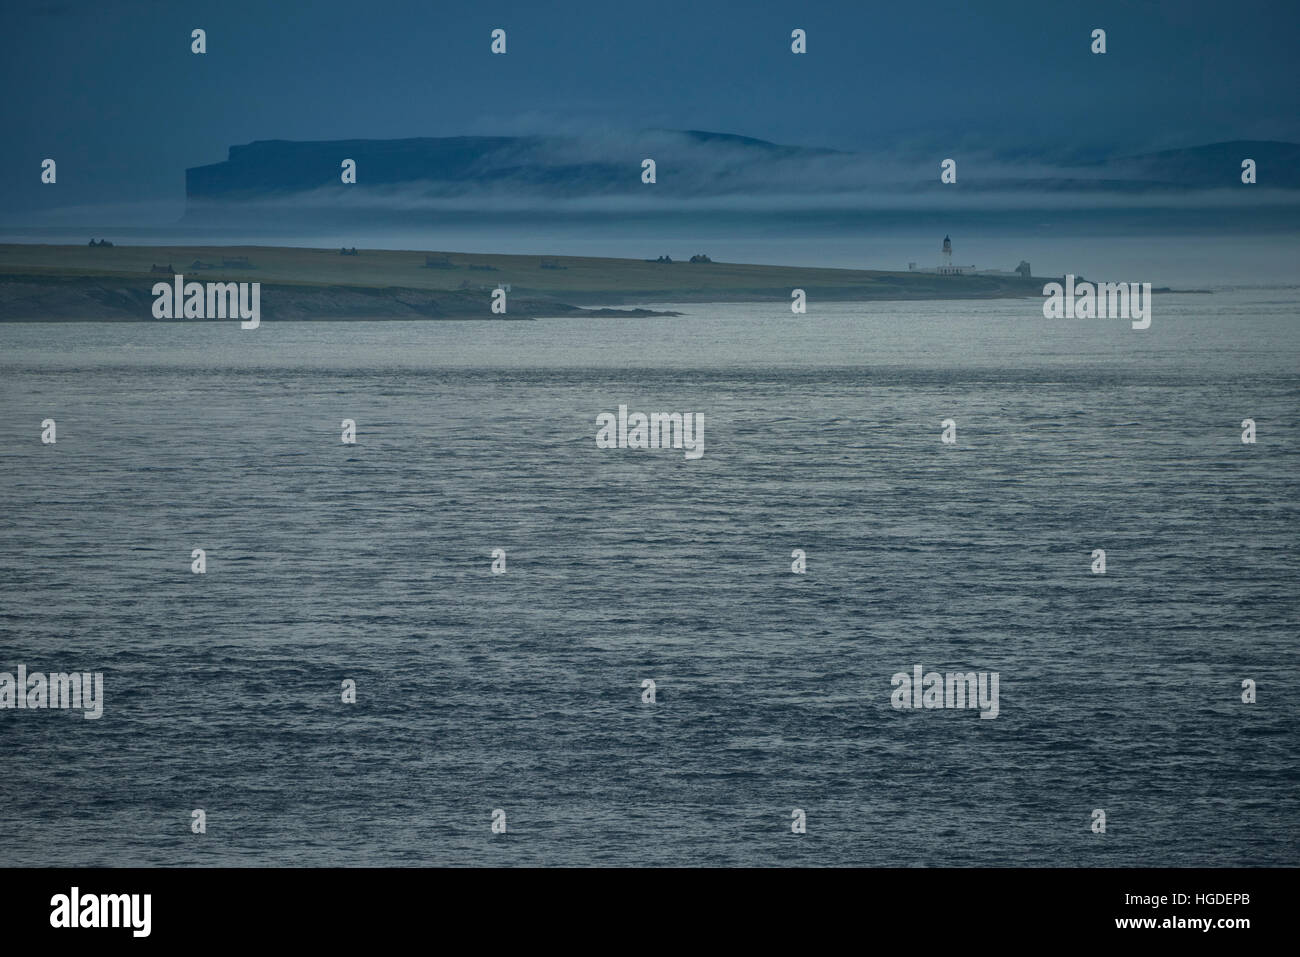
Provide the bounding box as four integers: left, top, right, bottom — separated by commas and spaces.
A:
2, 291, 1297, 866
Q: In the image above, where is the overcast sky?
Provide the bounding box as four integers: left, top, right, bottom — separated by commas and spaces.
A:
2, 0, 1297, 220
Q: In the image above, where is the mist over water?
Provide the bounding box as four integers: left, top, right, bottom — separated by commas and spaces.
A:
2, 289, 1296, 866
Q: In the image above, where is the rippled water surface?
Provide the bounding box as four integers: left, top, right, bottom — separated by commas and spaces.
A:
2, 292, 1297, 865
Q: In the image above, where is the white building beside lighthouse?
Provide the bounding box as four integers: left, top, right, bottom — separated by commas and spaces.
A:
907, 235, 986, 276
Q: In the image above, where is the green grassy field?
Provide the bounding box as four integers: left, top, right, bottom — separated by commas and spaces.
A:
0, 244, 1047, 298
0, 243, 1055, 320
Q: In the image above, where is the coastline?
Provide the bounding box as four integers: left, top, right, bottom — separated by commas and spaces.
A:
0, 243, 1186, 321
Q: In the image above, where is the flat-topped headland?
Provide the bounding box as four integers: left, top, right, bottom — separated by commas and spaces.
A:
2, 242, 1061, 321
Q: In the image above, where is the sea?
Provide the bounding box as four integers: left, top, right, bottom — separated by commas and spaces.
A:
1, 289, 1297, 866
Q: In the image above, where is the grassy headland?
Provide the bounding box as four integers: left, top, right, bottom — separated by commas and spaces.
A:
0, 243, 1051, 321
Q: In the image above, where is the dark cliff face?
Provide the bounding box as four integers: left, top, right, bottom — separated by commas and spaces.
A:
184, 130, 845, 203
187, 136, 565, 200
182, 132, 1300, 222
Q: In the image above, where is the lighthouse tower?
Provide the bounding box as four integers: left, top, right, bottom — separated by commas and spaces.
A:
942, 235, 952, 266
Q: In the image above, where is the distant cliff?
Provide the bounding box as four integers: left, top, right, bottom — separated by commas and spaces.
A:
185, 130, 842, 204
184, 132, 1300, 216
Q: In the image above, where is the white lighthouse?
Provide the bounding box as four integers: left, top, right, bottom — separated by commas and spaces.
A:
908, 235, 1021, 276
937, 235, 970, 275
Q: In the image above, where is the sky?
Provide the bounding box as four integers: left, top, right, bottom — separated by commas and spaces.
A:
2, 0, 1297, 223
